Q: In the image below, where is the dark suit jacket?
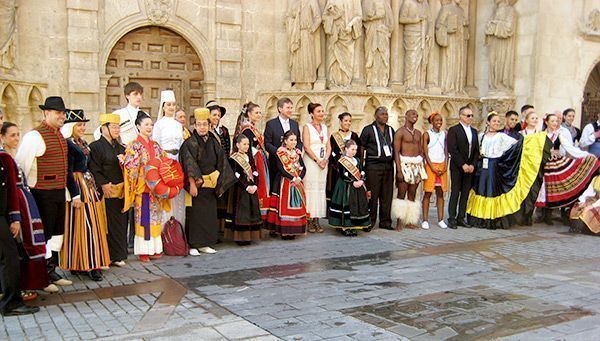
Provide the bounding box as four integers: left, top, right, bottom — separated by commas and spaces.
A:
264, 117, 303, 185
447, 123, 479, 171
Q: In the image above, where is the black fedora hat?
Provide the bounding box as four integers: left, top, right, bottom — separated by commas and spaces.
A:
64, 109, 89, 123
206, 100, 226, 117
39, 96, 66, 112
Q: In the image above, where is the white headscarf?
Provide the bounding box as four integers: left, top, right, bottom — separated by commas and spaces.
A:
60, 122, 77, 139
157, 90, 176, 120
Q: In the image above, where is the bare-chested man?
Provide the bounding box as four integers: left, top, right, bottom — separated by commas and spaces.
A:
392, 110, 426, 230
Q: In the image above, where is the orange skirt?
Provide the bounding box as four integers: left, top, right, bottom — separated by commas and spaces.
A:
424, 162, 448, 193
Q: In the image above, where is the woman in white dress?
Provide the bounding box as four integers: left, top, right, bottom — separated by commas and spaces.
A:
151, 89, 185, 225
302, 103, 331, 233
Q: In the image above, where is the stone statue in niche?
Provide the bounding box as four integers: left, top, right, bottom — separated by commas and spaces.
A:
286, 0, 322, 89
399, 0, 432, 92
435, 0, 468, 95
323, 0, 363, 89
586, 9, 600, 33
0, 0, 17, 69
485, 0, 518, 94
362, 0, 395, 88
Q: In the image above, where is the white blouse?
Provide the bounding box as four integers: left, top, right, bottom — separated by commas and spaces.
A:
478, 132, 517, 158
152, 116, 183, 160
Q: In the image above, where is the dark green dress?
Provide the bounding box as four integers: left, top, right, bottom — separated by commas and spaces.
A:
328, 156, 370, 230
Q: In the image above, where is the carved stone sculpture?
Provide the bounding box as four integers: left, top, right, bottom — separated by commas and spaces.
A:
399, 0, 432, 92
323, 0, 363, 89
485, 0, 518, 94
0, 0, 17, 69
145, 0, 174, 24
435, 0, 468, 95
286, 0, 322, 89
587, 9, 600, 33
362, 0, 394, 88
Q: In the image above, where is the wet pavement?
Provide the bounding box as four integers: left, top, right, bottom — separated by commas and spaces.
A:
2, 220, 600, 340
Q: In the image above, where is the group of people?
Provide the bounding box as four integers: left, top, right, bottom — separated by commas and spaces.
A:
1, 80, 599, 317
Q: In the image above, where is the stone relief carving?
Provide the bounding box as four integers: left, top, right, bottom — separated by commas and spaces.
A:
286, 0, 322, 90
145, 0, 174, 25
322, 0, 363, 89
399, 0, 432, 92
436, 0, 468, 95
362, 0, 394, 89
587, 9, 600, 32
0, 0, 17, 69
484, 0, 518, 95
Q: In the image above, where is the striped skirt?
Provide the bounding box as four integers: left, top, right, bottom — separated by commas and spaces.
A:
536, 155, 600, 208
60, 172, 111, 271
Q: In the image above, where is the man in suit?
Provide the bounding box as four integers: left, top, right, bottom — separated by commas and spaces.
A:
447, 106, 479, 229
264, 97, 303, 186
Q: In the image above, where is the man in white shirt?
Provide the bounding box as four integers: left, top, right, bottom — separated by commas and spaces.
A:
579, 111, 600, 157
556, 111, 590, 159
94, 82, 149, 145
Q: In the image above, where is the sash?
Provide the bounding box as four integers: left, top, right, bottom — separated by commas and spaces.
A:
209, 130, 222, 145
332, 131, 346, 153
276, 148, 302, 178
230, 152, 254, 181
241, 123, 265, 150
339, 157, 362, 181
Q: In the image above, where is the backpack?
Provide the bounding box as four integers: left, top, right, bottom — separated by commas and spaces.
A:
161, 217, 189, 256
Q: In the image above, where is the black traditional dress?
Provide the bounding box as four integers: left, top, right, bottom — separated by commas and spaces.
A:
326, 130, 361, 207
467, 132, 551, 229
211, 126, 232, 232
89, 136, 128, 262
179, 131, 236, 248
328, 156, 370, 231
239, 122, 270, 221
225, 152, 263, 243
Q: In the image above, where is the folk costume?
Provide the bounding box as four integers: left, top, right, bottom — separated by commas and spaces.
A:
94, 103, 149, 145
207, 101, 231, 233
536, 128, 600, 209
359, 122, 395, 229
153, 90, 185, 225
16, 96, 71, 285
0, 150, 27, 315
238, 120, 271, 220
60, 110, 111, 276
328, 155, 370, 234
327, 130, 361, 207
9, 150, 49, 290
467, 131, 550, 229
569, 175, 600, 234
225, 152, 263, 243
266, 146, 308, 236
122, 118, 170, 257
89, 113, 128, 263
179, 108, 236, 250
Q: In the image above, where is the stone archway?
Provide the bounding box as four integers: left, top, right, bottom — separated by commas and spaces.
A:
583, 62, 600, 126
105, 26, 204, 118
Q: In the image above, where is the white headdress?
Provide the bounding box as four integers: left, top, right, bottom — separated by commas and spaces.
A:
157, 89, 176, 120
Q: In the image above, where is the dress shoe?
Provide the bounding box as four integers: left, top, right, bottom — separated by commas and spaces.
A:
189, 248, 201, 256
43, 284, 59, 293
447, 220, 457, 229
2, 304, 40, 316
457, 219, 471, 228
88, 270, 103, 282
138, 255, 150, 262
438, 221, 448, 229
149, 253, 163, 259
198, 247, 217, 254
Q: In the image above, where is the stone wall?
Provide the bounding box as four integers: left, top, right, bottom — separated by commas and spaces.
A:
1, 0, 600, 133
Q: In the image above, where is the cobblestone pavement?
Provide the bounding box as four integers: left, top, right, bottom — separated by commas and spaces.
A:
2, 218, 600, 340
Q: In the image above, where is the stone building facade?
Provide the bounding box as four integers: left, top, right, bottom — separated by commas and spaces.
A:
1, 0, 600, 134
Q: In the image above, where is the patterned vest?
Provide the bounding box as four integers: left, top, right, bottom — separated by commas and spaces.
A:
34, 122, 68, 190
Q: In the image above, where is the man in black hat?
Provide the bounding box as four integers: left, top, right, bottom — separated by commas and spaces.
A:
16, 96, 73, 287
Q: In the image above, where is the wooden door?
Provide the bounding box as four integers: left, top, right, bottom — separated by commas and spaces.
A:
105, 26, 204, 119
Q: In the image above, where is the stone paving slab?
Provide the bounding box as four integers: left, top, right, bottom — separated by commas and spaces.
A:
2, 220, 600, 340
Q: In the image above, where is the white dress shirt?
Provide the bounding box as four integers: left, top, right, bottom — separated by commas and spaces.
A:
15, 130, 45, 187
278, 115, 291, 133
579, 121, 599, 149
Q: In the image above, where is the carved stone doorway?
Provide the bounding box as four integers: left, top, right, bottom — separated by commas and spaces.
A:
105, 26, 204, 119
582, 62, 600, 126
